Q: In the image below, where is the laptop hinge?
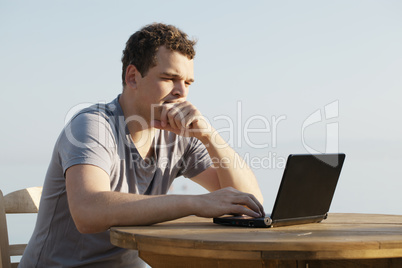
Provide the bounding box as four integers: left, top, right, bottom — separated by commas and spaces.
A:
271, 213, 328, 228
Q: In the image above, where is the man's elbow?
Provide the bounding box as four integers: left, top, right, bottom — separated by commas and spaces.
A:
70, 207, 109, 234
74, 217, 109, 234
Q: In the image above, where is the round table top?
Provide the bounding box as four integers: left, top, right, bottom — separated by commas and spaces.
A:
110, 213, 402, 260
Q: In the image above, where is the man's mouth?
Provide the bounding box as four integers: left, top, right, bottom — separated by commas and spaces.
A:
163, 100, 182, 104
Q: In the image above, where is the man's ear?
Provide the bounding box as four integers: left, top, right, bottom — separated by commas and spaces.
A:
125, 65, 141, 89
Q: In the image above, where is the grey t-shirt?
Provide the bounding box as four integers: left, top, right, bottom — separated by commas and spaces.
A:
19, 96, 212, 267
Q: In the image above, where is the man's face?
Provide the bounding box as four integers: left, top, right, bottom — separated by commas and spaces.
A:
134, 46, 194, 120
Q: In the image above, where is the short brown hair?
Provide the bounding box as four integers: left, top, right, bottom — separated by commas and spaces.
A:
121, 23, 197, 86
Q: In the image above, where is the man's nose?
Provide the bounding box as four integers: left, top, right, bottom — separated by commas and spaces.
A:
172, 81, 188, 98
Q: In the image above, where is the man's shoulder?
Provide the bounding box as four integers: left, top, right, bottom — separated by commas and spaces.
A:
74, 99, 121, 121
57, 97, 123, 148
63, 97, 123, 131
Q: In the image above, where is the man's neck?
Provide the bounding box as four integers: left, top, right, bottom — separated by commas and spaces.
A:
131, 128, 156, 159
118, 92, 156, 159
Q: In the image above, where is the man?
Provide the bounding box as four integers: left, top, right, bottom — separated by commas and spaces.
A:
20, 23, 264, 267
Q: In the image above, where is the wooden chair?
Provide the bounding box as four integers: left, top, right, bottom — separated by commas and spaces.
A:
0, 187, 42, 268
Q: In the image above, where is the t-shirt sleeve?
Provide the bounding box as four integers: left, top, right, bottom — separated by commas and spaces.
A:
58, 111, 116, 176
178, 137, 212, 178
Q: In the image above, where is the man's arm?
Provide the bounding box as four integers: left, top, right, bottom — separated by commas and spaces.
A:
191, 131, 264, 204
66, 164, 264, 234
155, 101, 264, 204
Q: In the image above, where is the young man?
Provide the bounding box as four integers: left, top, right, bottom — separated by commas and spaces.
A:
20, 23, 264, 267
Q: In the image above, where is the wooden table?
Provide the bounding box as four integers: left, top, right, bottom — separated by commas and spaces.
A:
110, 213, 402, 267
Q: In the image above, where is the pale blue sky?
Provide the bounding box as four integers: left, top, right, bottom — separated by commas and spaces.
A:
1, 0, 402, 214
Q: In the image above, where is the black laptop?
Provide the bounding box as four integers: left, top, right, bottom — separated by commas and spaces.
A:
213, 153, 346, 228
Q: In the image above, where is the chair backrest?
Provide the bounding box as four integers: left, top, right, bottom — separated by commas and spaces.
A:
0, 187, 42, 268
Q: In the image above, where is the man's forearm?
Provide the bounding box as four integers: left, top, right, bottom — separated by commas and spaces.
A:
67, 164, 264, 234
199, 129, 264, 203
72, 192, 196, 233
70, 189, 263, 234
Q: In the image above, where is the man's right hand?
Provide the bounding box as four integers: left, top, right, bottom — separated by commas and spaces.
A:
151, 101, 212, 141
193, 187, 265, 218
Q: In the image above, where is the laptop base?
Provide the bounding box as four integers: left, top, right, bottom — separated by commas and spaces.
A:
213, 213, 327, 228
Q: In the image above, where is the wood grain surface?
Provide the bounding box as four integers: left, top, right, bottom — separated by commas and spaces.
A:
110, 213, 402, 267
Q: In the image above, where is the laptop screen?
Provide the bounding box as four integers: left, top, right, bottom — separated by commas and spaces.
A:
271, 154, 345, 220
